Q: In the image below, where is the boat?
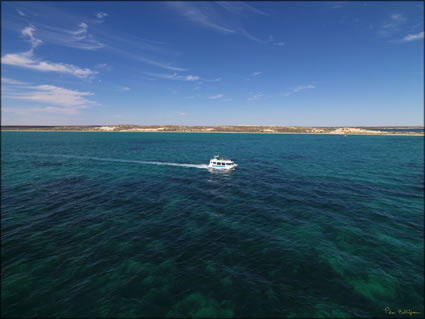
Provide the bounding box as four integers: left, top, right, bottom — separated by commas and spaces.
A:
208, 155, 238, 170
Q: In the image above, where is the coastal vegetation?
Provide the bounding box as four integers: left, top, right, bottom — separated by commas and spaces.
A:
1, 125, 423, 135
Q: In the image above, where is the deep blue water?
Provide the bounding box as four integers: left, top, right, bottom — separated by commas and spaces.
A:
2, 132, 424, 317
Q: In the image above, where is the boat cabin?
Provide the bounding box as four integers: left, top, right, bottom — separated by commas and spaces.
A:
210, 160, 234, 166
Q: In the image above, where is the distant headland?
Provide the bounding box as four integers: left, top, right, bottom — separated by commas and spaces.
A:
1, 125, 424, 136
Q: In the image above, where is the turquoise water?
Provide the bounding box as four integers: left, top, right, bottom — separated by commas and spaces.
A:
2, 132, 424, 317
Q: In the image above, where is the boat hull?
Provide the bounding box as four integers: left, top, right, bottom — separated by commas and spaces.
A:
207, 164, 238, 170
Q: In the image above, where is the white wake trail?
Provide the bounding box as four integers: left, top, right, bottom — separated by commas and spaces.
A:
12, 153, 209, 169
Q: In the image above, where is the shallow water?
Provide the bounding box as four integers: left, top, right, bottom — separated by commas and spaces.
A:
2, 132, 424, 317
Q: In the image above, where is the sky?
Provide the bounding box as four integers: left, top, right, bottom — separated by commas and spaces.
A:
1, 1, 424, 126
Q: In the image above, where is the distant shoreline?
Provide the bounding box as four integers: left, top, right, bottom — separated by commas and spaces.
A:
1, 131, 423, 136
1, 125, 424, 136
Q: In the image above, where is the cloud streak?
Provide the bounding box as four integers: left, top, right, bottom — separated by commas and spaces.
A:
282, 84, 316, 97
248, 93, 264, 101
401, 31, 424, 42
144, 72, 200, 81
166, 2, 267, 42
2, 79, 96, 115
208, 94, 224, 99
1, 77, 30, 85
21, 25, 43, 48
1, 26, 97, 78
2, 51, 97, 78
96, 12, 109, 19
40, 22, 104, 50
216, 2, 268, 16
378, 13, 406, 38
167, 2, 235, 34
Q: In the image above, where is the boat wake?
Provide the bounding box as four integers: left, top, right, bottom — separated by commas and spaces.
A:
12, 153, 209, 169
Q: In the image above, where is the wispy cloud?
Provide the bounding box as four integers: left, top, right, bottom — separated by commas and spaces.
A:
251, 72, 261, 77
2, 26, 97, 78
293, 84, 316, 92
204, 77, 222, 82
248, 93, 264, 101
107, 45, 187, 72
96, 12, 109, 19
216, 2, 268, 16
1, 77, 29, 85
144, 72, 200, 81
120, 87, 130, 91
40, 22, 104, 50
17, 9, 26, 17
21, 25, 43, 49
167, 2, 235, 33
223, 98, 233, 102
2, 51, 97, 78
401, 31, 424, 42
166, 2, 267, 42
11, 14, 185, 73
282, 84, 316, 97
267, 35, 285, 47
3, 79, 96, 114
7, 85, 95, 107
378, 13, 406, 38
208, 94, 224, 99
327, 1, 347, 9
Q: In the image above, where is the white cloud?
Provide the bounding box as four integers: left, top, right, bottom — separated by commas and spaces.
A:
7, 84, 94, 107
391, 13, 403, 21
208, 94, 224, 99
216, 2, 268, 16
29, 22, 104, 50
70, 23, 88, 37
248, 93, 263, 101
144, 72, 200, 81
2, 51, 97, 78
96, 12, 109, 19
166, 2, 267, 42
21, 25, 43, 49
120, 87, 130, 91
108, 45, 186, 71
223, 98, 233, 101
135, 56, 186, 72
1, 77, 29, 85
293, 84, 316, 92
2, 26, 97, 78
205, 77, 222, 82
267, 35, 285, 47
3, 80, 96, 115
167, 2, 235, 34
401, 31, 424, 42
328, 1, 347, 9
282, 84, 316, 97
17, 9, 26, 16
251, 71, 261, 77
185, 75, 200, 81
378, 13, 406, 38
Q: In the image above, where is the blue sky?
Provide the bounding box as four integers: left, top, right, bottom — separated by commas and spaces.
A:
1, 1, 424, 126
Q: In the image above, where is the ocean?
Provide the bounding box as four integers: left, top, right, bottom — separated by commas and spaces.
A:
2, 132, 424, 317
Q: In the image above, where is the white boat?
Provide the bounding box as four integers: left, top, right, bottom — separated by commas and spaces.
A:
208, 155, 238, 170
